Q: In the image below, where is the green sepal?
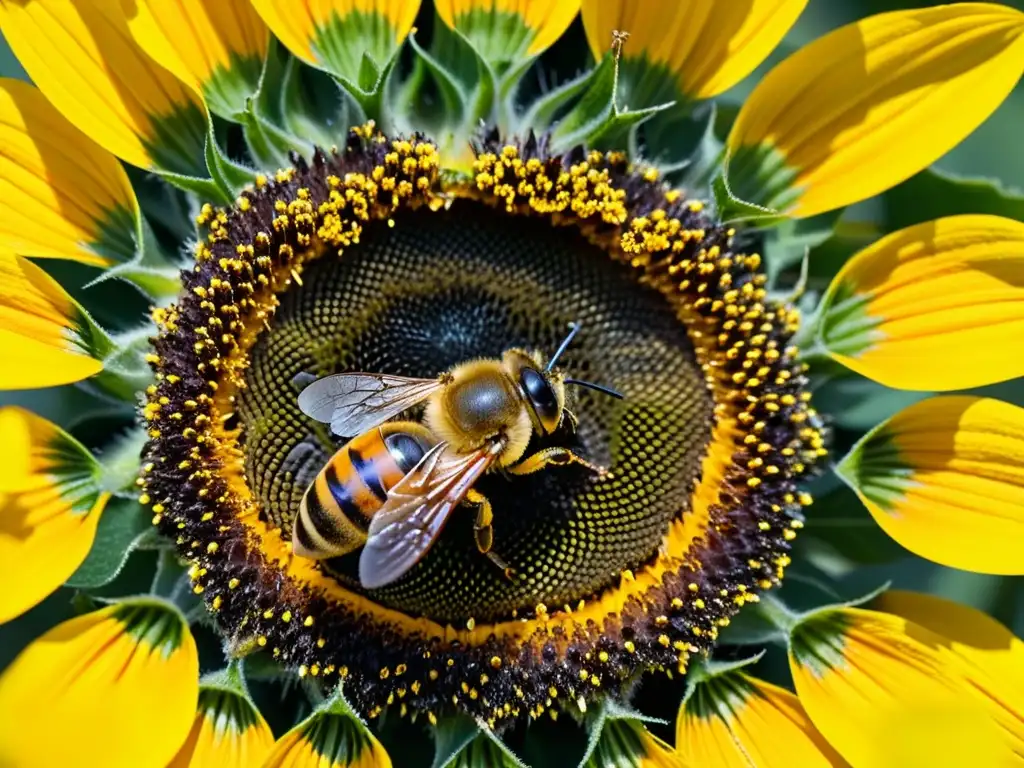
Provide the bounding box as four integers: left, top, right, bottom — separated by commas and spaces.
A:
550, 53, 674, 154
109, 595, 189, 659
586, 101, 674, 153
578, 702, 669, 768
417, 19, 498, 140
712, 171, 789, 228
763, 208, 844, 288
681, 653, 766, 722
242, 102, 308, 169
442, 731, 527, 768
517, 66, 603, 135
85, 326, 154, 403
201, 660, 257, 705
282, 684, 383, 765
405, 33, 468, 136
656, 102, 721, 189
203, 52, 266, 122
87, 211, 181, 301
157, 169, 232, 206
333, 43, 399, 129
282, 58, 361, 152
206, 119, 256, 197
719, 142, 802, 219
432, 713, 480, 768
65, 496, 153, 589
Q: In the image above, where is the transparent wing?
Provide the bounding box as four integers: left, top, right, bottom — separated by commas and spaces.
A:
358, 442, 499, 589
297, 373, 441, 437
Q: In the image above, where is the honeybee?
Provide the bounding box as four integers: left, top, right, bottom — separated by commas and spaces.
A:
293, 323, 623, 588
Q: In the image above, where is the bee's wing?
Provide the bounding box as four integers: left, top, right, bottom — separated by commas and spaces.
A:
297, 373, 442, 437
358, 443, 499, 589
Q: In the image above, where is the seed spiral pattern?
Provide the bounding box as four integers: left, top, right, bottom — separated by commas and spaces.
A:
139, 126, 825, 727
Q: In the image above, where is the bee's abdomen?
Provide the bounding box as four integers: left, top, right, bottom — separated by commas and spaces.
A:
294, 429, 407, 558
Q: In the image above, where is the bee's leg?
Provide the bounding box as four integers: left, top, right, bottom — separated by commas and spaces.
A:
561, 408, 579, 435
468, 489, 516, 581
508, 447, 611, 478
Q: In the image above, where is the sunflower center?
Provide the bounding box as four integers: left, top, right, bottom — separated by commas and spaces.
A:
240, 200, 714, 622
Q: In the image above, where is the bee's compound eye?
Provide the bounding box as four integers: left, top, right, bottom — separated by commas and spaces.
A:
520, 367, 559, 432
385, 432, 430, 473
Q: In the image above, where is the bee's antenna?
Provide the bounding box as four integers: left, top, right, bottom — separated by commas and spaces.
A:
564, 378, 625, 400
545, 322, 582, 373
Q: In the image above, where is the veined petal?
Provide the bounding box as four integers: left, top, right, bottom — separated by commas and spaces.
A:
790, 606, 1015, 767
0, 79, 139, 267
676, 671, 845, 767
0, 407, 107, 623
837, 396, 1024, 575
0, 0, 208, 176
437, 0, 580, 60
250, 0, 420, 84
585, 718, 684, 768
124, 0, 269, 119
581, 0, 806, 99
262, 689, 391, 768
0, 600, 199, 768
877, 591, 1024, 706
726, 4, 1024, 217
819, 214, 1024, 391
0, 255, 105, 389
168, 686, 274, 768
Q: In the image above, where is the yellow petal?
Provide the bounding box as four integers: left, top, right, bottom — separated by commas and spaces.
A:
581, 0, 806, 99
878, 591, 1024, 695
250, 0, 420, 82
262, 694, 392, 768
124, 0, 269, 119
727, 4, 1024, 217
0, 407, 107, 623
0, 600, 199, 768
790, 607, 1014, 767
0, 0, 208, 175
0, 255, 104, 389
838, 396, 1024, 575
819, 214, 1024, 391
0, 78, 139, 267
437, 0, 580, 58
168, 686, 275, 768
676, 672, 845, 767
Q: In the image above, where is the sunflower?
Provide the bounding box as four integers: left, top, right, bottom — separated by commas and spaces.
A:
1, 0, 1023, 766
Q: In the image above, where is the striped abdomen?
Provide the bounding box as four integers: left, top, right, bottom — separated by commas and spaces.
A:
293, 422, 435, 559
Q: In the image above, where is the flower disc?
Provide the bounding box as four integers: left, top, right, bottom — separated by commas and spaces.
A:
140, 128, 824, 727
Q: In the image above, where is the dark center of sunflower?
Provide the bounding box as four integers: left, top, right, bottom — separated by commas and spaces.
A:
238, 200, 713, 623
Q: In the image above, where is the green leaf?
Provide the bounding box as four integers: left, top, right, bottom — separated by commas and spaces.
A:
880, 167, 1024, 231
65, 497, 153, 589
800, 483, 910, 567
808, 358, 929, 431
763, 208, 844, 287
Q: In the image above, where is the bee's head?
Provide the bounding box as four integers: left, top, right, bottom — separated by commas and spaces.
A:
503, 349, 565, 435
505, 323, 623, 436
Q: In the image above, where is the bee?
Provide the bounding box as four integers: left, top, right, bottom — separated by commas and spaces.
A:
293, 323, 623, 588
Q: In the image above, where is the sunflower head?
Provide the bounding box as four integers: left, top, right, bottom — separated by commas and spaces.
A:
2, 1, 1024, 766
